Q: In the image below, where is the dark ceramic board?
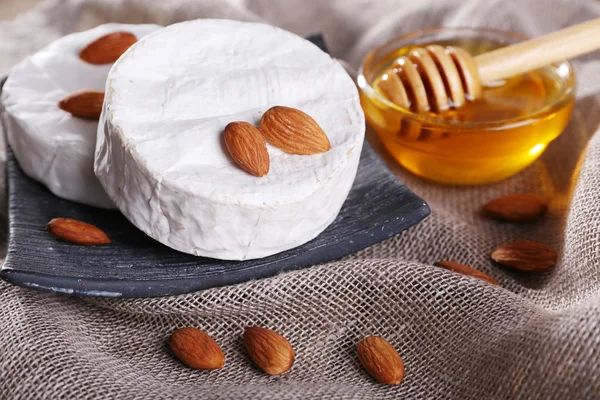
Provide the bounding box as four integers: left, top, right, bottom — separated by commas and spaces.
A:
0, 35, 430, 298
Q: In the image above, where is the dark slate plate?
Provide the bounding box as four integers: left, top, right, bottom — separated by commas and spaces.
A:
0, 35, 430, 298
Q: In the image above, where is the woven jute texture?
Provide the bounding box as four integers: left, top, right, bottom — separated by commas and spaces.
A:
1, 0, 600, 398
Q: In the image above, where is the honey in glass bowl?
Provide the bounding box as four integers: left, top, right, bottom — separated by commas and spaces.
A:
357, 28, 575, 185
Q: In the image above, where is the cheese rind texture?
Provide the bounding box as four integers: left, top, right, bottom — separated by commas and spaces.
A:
96, 19, 365, 260
1, 23, 161, 209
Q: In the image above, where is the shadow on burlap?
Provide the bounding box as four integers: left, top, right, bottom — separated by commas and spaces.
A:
0, 0, 599, 398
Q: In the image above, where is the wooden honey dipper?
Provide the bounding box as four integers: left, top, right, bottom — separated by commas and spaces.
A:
379, 18, 600, 114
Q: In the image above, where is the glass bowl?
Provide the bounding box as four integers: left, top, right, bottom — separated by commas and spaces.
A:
357, 27, 575, 185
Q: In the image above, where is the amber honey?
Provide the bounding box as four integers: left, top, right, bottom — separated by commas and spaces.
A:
358, 29, 575, 185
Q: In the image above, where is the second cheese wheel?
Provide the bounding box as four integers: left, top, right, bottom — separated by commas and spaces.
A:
1, 23, 161, 208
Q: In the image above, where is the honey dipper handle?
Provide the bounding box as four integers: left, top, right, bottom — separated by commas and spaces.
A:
474, 17, 600, 83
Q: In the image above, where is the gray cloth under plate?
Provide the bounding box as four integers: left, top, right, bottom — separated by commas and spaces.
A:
1, 0, 600, 398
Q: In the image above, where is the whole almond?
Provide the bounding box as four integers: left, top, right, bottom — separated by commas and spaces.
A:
170, 328, 225, 370
224, 122, 270, 177
79, 31, 137, 64
434, 260, 499, 285
47, 218, 110, 246
491, 240, 557, 272
243, 326, 294, 375
58, 90, 104, 119
357, 336, 404, 385
259, 106, 331, 155
483, 194, 548, 222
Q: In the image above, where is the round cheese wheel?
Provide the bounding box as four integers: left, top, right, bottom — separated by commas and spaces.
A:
96, 19, 365, 260
1, 23, 161, 208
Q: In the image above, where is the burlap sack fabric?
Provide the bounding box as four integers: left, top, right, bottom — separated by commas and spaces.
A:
1, 0, 599, 398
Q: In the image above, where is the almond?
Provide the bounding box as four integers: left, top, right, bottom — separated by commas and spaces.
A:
243, 326, 294, 375
483, 194, 548, 222
170, 327, 225, 370
357, 336, 404, 385
259, 106, 331, 155
58, 90, 104, 119
224, 122, 270, 177
79, 31, 137, 64
434, 260, 499, 285
491, 240, 557, 272
47, 218, 110, 246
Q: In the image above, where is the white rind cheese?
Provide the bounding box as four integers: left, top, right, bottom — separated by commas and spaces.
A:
1, 23, 161, 209
96, 19, 365, 260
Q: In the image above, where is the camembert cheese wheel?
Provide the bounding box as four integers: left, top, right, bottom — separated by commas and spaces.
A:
1, 23, 161, 208
95, 19, 365, 260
